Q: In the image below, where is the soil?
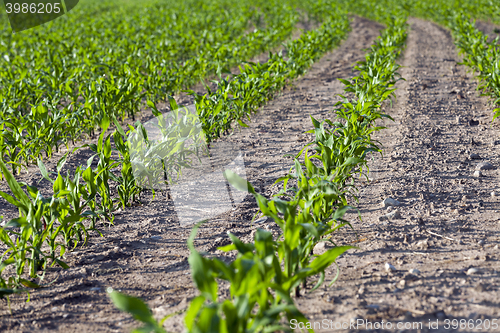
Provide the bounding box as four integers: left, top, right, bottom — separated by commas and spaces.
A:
1, 16, 500, 333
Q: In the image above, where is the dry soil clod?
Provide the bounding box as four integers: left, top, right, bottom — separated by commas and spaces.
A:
378, 209, 401, 221
476, 162, 494, 171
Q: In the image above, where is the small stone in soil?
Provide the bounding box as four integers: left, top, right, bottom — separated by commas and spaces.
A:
491, 191, 497, 197
409, 268, 420, 275
475, 284, 485, 292
478, 240, 485, 246
313, 242, 326, 253
476, 162, 494, 171
416, 239, 429, 249
466, 268, 479, 275
436, 311, 446, 320
253, 216, 268, 224
383, 197, 401, 207
473, 170, 482, 178
385, 263, 396, 272
469, 153, 480, 159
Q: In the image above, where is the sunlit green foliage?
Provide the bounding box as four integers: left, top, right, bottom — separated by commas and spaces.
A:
0, 0, 300, 169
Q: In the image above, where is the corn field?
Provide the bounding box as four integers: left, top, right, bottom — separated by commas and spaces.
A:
0, 0, 499, 332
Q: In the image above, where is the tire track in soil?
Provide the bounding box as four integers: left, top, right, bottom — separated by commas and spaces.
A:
0, 16, 385, 333
297, 18, 500, 332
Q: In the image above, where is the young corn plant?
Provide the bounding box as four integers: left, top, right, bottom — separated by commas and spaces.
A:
83, 116, 120, 225
0, 159, 72, 289
38, 156, 94, 248
128, 99, 207, 192
108, 289, 172, 333
224, 170, 355, 298
111, 119, 142, 208
185, 226, 313, 333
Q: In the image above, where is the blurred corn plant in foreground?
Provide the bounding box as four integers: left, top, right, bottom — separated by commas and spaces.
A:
110, 221, 353, 333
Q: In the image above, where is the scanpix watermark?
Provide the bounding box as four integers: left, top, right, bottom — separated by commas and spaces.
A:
2, 0, 79, 33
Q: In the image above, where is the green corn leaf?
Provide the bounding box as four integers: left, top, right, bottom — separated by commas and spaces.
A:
53, 174, 65, 195
4, 217, 28, 228
37, 159, 53, 183
308, 246, 355, 272
0, 258, 15, 273
0, 190, 22, 208
109, 291, 163, 331
0, 159, 30, 209
184, 295, 206, 331
223, 169, 254, 194
332, 205, 354, 220
57, 153, 69, 174
0, 288, 25, 299
112, 116, 127, 138
99, 114, 111, 132
19, 279, 41, 289
309, 271, 325, 292
298, 223, 319, 238
55, 259, 70, 270
237, 119, 249, 128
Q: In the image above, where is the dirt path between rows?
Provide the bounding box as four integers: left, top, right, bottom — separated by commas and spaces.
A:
0, 16, 385, 333
297, 17, 500, 333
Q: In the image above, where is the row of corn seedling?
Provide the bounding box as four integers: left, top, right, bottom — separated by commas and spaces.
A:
0, 97, 212, 297
190, 1, 350, 143
108, 8, 409, 333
